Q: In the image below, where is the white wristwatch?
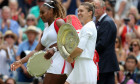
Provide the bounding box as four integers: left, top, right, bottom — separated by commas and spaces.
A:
52, 47, 57, 52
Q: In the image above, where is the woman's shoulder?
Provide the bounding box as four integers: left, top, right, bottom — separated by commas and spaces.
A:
86, 21, 95, 26
84, 21, 96, 30
55, 18, 65, 28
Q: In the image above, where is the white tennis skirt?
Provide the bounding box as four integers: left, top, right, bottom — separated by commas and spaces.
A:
47, 51, 72, 75
66, 58, 97, 84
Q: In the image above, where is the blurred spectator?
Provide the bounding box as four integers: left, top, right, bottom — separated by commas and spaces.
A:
118, 13, 140, 46
4, 30, 17, 63
17, 0, 37, 17
26, 14, 37, 26
4, 30, 18, 78
104, 0, 116, 8
16, 26, 39, 83
116, 64, 135, 84
138, 0, 140, 14
128, 6, 140, 25
115, 37, 126, 65
106, 6, 115, 19
123, 32, 136, 56
8, 0, 25, 22
0, 78, 4, 84
129, 39, 140, 61
5, 78, 16, 84
0, 31, 10, 77
8, 0, 26, 30
75, 0, 93, 17
0, 0, 8, 18
30, 0, 45, 31
0, 6, 19, 36
0, 0, 8, 9
63, 0, 84, 15
19, 14, 42, 43
115, 0, 127, 20
115, 0, 138, 20
116, 65, 125, 83
122, 55, 140, 84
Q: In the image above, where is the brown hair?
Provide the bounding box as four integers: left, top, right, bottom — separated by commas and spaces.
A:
126, 53, 138, 64
43, 0, 66, 19
80, 2, 95, 18
5, 78, 16, 84
127, 13, 138, 24
130, 39, 140, 50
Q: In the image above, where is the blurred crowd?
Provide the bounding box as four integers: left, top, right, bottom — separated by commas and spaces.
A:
0, 0, 140, 84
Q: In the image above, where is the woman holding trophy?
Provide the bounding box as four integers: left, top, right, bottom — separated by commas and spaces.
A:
65, 2, 97, 84
11, 0, 72, 83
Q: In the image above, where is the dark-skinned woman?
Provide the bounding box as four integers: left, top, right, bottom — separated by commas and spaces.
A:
11, 0, 72, 84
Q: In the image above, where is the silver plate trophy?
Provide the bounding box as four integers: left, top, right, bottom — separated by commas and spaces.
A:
27, 51, 51, 77
57, 23, 79, 60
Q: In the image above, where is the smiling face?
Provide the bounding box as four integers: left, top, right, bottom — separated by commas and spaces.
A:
2, 7, 11, 20
78, 5, 92, 24
40, 5, 53, 23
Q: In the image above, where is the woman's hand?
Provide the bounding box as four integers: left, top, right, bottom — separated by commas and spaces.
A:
67, 56, 74, 63
44, 49, 55, 60
11, 60, 22, 71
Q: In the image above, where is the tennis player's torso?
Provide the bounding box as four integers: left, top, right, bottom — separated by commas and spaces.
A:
41, 22, 57, 49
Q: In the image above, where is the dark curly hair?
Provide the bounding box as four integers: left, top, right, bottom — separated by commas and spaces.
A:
43, 0, 66, 19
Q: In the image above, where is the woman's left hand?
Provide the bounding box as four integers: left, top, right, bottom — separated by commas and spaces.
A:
67, 56, 74, 63
44, 49, 55, 60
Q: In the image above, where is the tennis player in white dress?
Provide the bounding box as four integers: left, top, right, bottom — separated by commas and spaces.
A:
65, 2, 97, 84
41, 21, 72, 74
11, 0, 72, 84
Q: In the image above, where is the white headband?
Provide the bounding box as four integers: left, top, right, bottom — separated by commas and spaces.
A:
44, 2, 54, 8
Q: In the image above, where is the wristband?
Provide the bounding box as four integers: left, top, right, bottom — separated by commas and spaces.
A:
52, 47, 57, 52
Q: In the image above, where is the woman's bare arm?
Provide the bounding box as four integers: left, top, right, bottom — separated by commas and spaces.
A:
11, 40, 45, 71
62, 0, 71, 10
20, 40, 45, 64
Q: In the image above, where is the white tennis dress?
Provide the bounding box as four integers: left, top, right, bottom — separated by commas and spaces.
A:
66, 21, 97, 84
41, 22, 72, 75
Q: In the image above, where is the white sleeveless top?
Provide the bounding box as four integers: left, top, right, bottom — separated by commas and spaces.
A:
41, 22, 72, 74
41, 22, 57, 49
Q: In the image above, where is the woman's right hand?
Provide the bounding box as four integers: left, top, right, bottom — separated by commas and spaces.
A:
10, 60, 22, 71
44, 49, 55, 60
